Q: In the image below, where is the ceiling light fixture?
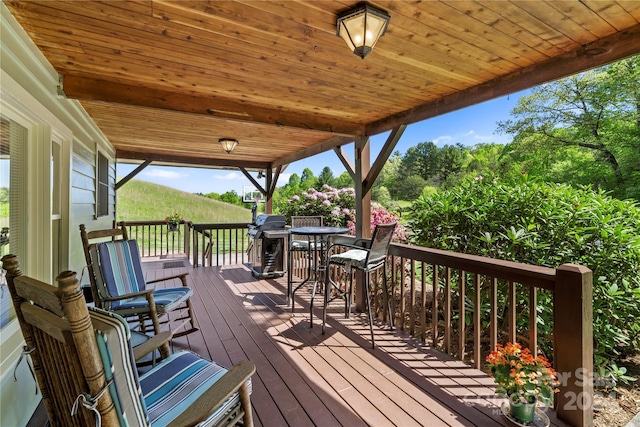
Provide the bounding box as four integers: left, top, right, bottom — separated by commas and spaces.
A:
336, 2, 390, 59
218, 138, 238, 154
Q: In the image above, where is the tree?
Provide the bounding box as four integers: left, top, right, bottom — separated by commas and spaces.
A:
218, 190, 242, 206
316, 166, 335, 189
372, 151, 401, 197
334, 172, 353, 189
394, 174, 427, 200
372, 185, 392, 207
287, 173, 301, 188
497, 56, 640, 200
300, 167, 316, 190
438, 143, 466, 185
400, 142, 440, 182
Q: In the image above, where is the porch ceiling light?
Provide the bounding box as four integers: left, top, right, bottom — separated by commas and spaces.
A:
219, 138, 238, 154
336, 2, 390, 59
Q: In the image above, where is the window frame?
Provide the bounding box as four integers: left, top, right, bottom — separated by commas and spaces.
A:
96, 150, 109, 218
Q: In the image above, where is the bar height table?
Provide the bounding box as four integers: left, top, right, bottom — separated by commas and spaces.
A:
288, 226, 350, 327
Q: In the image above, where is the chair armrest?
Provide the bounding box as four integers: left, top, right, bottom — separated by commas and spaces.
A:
101, 288, 155, 302
354, 238, 371, 248
147, 272, 189, 287
132, 331, 172, 362
166, 360, 256, 427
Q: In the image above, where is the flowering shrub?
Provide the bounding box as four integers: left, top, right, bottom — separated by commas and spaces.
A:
279, 185, 407, 242
347, 203, 408, 242
164, 212, 183, 225
280, 185, 356, 227
486, 342, 559, 406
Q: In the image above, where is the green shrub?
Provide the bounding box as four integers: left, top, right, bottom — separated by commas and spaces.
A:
409, 175, 640, 382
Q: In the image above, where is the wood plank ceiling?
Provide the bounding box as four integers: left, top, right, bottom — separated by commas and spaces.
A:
5, 1, 640, 171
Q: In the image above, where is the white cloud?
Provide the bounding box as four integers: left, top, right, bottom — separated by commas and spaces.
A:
212, 171, 242, 180
143, 169, 185, 179
433, 135, 452, 145
474, 134, 493, 141
464, 130, 475, 136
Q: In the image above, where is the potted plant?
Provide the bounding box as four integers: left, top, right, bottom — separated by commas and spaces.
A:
486, 342, 559, 424
165, 212, 183, 232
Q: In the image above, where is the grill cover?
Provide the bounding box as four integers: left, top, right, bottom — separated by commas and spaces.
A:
248, 214, 286, 238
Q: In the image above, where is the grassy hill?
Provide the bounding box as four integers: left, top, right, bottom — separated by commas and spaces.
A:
116, 179, 252, 223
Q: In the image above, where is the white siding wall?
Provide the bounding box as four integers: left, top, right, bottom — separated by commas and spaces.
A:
1, 5, 117, 425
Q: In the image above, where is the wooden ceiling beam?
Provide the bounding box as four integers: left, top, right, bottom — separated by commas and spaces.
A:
61, 76, 364, 137
366, 23, 640, 136
333, 146, 355, 180
272, 135, 354, 168
116, 159, 152, 190
363, 125, 406, 194
116, 150, 269, 169
239, 168, 266, 195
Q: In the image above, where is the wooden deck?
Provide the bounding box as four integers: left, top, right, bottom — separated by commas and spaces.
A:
144, 257, 570, 427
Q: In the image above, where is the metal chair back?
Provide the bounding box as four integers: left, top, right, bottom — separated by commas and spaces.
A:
365, 222, 397, 269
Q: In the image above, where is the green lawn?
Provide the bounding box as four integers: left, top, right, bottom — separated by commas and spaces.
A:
117, 179, 252, 223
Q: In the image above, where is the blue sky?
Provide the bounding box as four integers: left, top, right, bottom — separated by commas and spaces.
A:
118, 90, 528, 195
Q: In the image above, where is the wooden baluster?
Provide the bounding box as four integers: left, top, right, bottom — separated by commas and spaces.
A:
430, 263, 437, 346
409, 259, 416, 336
458, 270, 466, 361
474, 273, 481, 369
444, 267, 451, 355
529, 285, 537, 356
508, 281, 517, 344
490, 277, 498, 352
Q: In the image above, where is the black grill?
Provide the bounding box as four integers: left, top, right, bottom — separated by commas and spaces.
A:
248, 214, 287, 279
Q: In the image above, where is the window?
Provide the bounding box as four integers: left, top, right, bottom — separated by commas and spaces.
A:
96, 151, 108, 217
0, 116, 27, 329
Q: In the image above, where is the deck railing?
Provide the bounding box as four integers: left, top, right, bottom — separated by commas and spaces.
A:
117, 220, 191, 258
121, 220, 593, 426
326, 236, 593, 427
190, 222, 250, 267
117, 220, 250, 266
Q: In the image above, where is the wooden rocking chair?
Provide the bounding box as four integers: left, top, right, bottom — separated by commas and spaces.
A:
80, 224, 198, 338
2, 254, 255, 427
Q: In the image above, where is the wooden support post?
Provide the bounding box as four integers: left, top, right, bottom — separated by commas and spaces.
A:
554, 264, 593, 427
265, 168, 273, 214
354, 137, 371, 312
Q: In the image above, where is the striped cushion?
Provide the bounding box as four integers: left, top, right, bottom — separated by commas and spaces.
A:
111, 287, 193, 317
96, 240, 193, 315
89, 307, 150, 427
140, 351, 251, 426
97, 240, 147, 306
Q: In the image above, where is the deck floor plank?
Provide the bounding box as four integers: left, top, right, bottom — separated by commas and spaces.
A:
141, 258, 569, 427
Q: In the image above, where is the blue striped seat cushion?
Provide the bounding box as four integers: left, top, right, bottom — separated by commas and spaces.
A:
112, 287, 193, 316
97, 240, 147, 303
89, 307, 150, 427
96, 240, 193, 315
140, 351, 252, 426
